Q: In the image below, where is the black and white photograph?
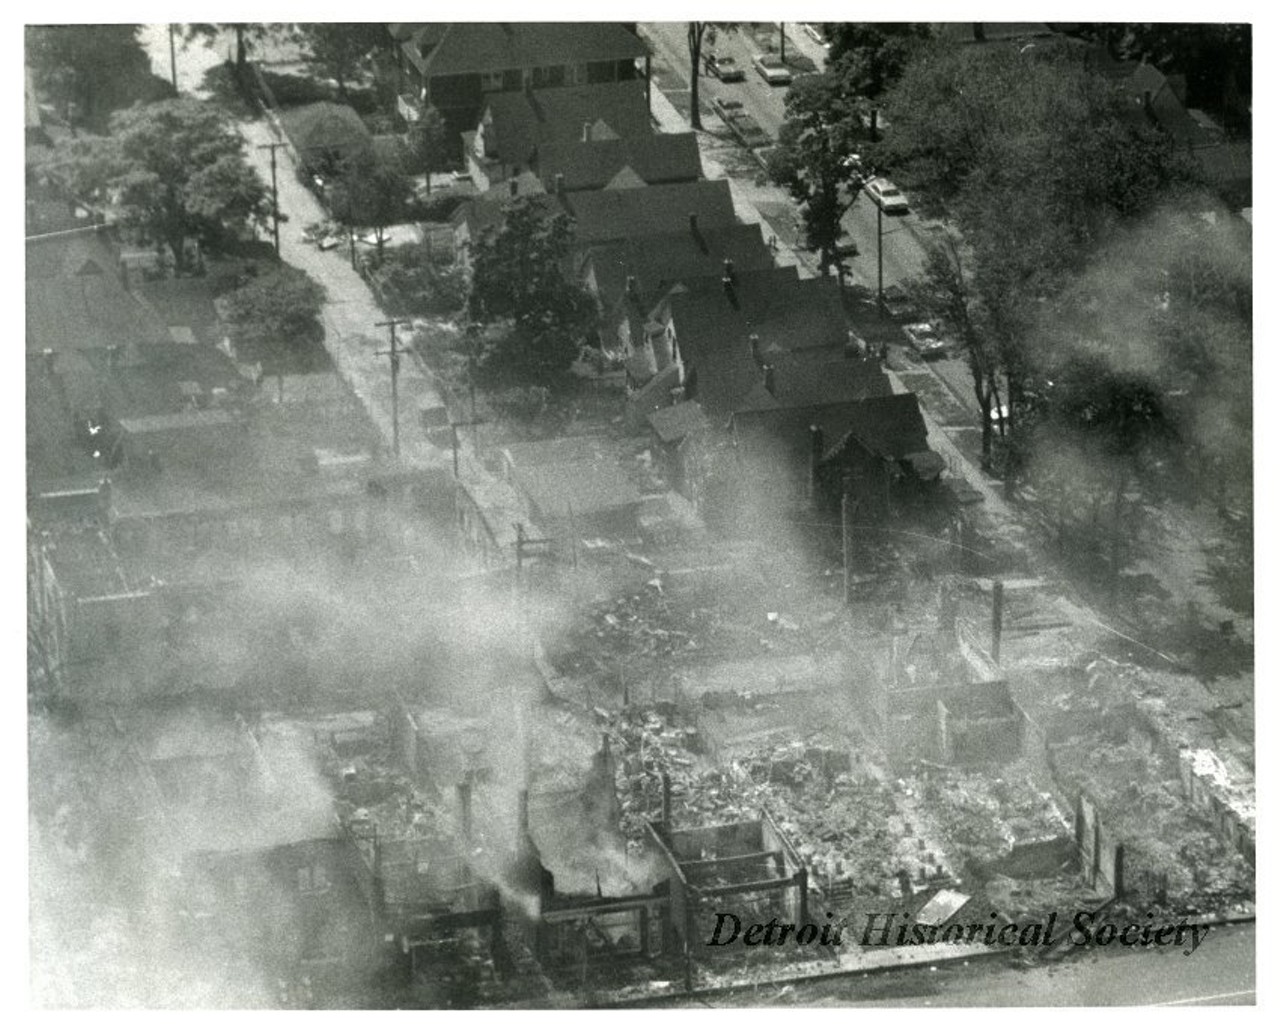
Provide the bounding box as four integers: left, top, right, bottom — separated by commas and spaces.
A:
21, 7, 1259, 1012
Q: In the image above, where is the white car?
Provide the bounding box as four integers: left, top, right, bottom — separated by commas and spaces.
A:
803, 24, 831, 48
903, 322, 949, 360
865, 177, 909, 214
753, 54, 793, 85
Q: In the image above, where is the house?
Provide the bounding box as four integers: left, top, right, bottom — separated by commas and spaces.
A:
646, 401, 712, 496
26, 227, 175, 354
279, 102, 374, 178
395, 22, 649, 137
452, 177, 740, 260
465, 79, 653, 189
499, 436, 644, 540
536, 131, 700, 193
582, 223, 776, 353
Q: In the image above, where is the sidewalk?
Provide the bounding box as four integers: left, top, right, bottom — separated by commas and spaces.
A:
238, 118, 528, 552
647, 85, 818, 277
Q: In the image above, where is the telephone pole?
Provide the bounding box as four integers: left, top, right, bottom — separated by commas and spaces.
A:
257, 142, 286, 257
877, 203, 885, 316
374, 319, 412, 457
168, 24, 178, 91
450, 417, 488, 478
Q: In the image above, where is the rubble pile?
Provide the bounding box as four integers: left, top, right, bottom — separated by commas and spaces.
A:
1053, 737, 1255, 913
914, 761, 1069, 865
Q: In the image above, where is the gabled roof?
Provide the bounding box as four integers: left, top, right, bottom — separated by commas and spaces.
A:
819, 393, 933, 462
562, 178, 738, 244
501, 436, 642, 519
405, 22, 647, 78
584, 222, 775, 310
538, 132, 701, 192
663, 267, 848, 364
279, 102, 372, 156
26, 230, 176, 353
647, 401, 711, 444
484, 80, 652, 167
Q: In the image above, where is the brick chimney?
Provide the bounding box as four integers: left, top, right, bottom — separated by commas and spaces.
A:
748, 333, 761, 367
809, 424, 824, 504
555, 172, 565, 195
722, 272, 738, 309
762, 363, 776, 394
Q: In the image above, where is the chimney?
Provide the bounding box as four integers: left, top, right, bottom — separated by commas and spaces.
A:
748, 333, 762, 367
582, 120, 592, 143
972, 23, 986, 42
722, 257, 736, 283
516, 788, 530, 845
688, 212, 698, 234
457, 782, 473, 841
722, 273, 738, 309
554, 172, 565, 196
510, 177, 519, 197
41, 348, 56, 376
991, 579, 1004, 663
661, 771, 672, 826
762, 364, 776, 394
809, 425, 824, 504
625, 274, 639, 301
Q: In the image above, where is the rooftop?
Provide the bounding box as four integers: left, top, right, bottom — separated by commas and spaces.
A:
404, 22, 646, 78
484, 80, 652, 168
583, 222, 775, 310
537, 131, 701, 192
647, 401, 711, 444
562, 178, 739, 244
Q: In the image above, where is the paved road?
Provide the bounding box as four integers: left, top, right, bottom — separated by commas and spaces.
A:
641, 22, 933, 293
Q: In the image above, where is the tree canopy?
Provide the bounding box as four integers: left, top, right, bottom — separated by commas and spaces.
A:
467, 198, 597, 386
328, 145, 411, 260
220, 264, 327, 363
767, 69, 867, 278
26, 25, 169, 130
39, 98, 271, 273
296, 23, 388, 99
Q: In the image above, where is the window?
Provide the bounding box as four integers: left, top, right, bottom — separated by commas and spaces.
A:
480, 69, 504, 91
531, 65, 566, 89
502, 69, 523, 92
586, 60, 615, 84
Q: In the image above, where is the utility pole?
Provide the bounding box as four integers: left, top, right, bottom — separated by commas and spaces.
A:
513, 523, 554, 590
168, 24, 179, 91
374, 319, 412, 457
877, 204, 885, 316
257, 142, 286, 257
450, 417, 488, 478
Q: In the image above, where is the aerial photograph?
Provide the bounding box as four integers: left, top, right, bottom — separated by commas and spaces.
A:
24, 18, 1254, 1009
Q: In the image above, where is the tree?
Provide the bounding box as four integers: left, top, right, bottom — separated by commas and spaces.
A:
329, 145, 411, 261
823, 22, 931, 139
183, 23, 293, 71
467, 198, 597, 386
296, 23, 388, 100
221, 265, 327, 387
767, 70, 866, 278
914, 238, 1008, 464
39, 99, 271, 273
406, 106, 452, 193
25, 25, 163, 129
686, 22, 738, 131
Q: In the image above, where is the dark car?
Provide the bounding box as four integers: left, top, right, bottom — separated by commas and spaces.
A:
704, 54, 746, 82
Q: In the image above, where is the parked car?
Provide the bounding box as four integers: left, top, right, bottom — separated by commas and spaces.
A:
753, 54, 793, 85
803, 23, 830, 48
713, 98, 770, 148
704, 53, 745, 82
865, 177, 910, 214
880, 284, 918, 321
903, 322, 949, 360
